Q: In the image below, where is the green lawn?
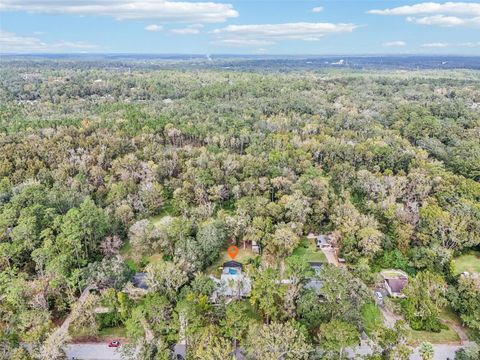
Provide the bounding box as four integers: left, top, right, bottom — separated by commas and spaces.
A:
440, 307, 463, 325
98, 326, 127, 340
453, 251, 480, 275
408, 328, 460, 345
361, 303, 383, 336
406, 308, 464, 345
206, 247, 257, 277
290, 238, 327, 263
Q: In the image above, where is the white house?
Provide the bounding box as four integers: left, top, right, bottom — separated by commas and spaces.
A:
210, 261, 251, 301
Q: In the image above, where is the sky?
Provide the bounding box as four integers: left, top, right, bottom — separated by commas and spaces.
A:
0, 1, 479, 55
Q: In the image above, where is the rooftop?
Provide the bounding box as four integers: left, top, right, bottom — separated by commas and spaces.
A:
223, 260, 243, 269
386, 278, 408, 294
132, 272, 148, 290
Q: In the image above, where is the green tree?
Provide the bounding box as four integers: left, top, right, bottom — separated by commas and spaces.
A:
318, 320, 359, 359
245, 321, 313, 360
145, 261, 188, 299
193, 325, 235, 360
317, 265, 370, 323
220, 301, 252, 349
419, 342, 434, 360
402, 271, 446, 331
370, 321, 411, 360
449, 274, 480, 332
249, 267, 285, 323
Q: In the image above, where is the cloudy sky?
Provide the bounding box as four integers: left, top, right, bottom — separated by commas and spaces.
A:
0, 1, 479, 54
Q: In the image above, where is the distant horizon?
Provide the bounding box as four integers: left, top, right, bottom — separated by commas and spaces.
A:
3, 52, 479, 70
2, 53, 480, 58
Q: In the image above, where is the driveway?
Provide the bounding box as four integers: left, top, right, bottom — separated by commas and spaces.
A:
321, 247, 339, 266
380, 306, 403, 328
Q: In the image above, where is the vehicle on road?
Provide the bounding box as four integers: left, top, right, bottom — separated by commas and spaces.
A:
108, 341, 120, 348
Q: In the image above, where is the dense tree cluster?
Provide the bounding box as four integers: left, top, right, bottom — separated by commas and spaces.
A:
0, 62, 479, 359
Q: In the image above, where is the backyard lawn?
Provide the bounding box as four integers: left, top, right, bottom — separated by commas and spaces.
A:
453, 251, 480, 275
408, 327, 460, 345
361, 303, 383, 336
290, 238, 327, 263
407, 307, 468, 345
206, 247, 257, 277
98, 326, 127, 340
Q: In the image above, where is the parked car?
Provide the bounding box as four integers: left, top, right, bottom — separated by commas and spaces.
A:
108, 340, 120, 348
374, 291, 384, 306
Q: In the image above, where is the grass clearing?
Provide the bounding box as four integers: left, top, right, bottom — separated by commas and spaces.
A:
290, 238, 327, 263
408, 327, 460, 345
206, 247, 257, 277
453, 250, 480, 275
407, 307, 464, 345
440, 307, 463, 325
98, 326, 127, 340
361, 303, 383, 336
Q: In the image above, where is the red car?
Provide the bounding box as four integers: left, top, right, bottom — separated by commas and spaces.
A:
108, 340, 120, 348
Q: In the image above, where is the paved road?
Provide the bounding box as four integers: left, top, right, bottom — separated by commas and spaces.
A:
65, 342, 468, 360
64, 343, 123, 360
348, 343, 465, 360
410, 344, 464, 360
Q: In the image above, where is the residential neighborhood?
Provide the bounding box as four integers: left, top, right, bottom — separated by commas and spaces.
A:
1, 26, 479, 360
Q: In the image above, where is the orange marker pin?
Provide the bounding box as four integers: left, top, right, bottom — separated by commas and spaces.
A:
227, 245, 239, 260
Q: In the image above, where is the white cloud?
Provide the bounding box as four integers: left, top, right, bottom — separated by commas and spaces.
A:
0, 0, 239, 23
369, 2, 480, 27
420, 42, 480, 48
421, 42, 449, 47
368, 2, 480, 16
212, 22, 359, 46
0, 29, 98, 53
407, 14, 480, 26
312, 6, 323, 13
382, 40, 406, 47
145, 24, 163, 32
459, 42, 480, 47
171, 23, 203, 35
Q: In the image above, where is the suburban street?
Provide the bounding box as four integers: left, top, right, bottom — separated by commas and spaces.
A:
410, 344, 464, 360
347, 343, 466, 360
65, 342, 468, 360
64, 343, 123, 360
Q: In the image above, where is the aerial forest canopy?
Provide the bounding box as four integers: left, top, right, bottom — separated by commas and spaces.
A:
0, 60, 479, 360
